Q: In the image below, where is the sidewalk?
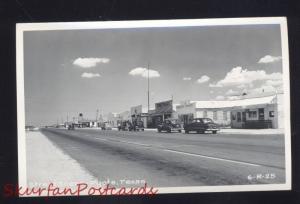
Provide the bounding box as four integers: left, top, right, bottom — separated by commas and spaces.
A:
219, 128, 284, 135
26, 131, 97, 189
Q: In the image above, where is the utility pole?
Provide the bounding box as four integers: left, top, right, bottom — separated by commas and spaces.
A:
96, 109, 99, 121
147, 62, 150, 113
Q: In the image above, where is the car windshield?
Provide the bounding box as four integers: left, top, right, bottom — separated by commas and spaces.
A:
202, 118, 213, 123
169, 120, 178, 124
192, 119, 201, 123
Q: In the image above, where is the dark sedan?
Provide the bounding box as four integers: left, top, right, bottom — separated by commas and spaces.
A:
118, 121, 134, 131
184, 118, 219, 134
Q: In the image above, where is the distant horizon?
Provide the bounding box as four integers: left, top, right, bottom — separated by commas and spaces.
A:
23, 23, 284, 126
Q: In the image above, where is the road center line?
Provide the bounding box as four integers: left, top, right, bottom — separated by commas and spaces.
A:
117, 140, 151, 147
92, 134, 260, 167
94, 137, 151, 147
163, 149, 261, 167
95, 138, 108, 141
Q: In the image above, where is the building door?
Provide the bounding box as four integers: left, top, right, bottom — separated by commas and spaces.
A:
182, 114, 194, 125
242, 112, 246, 122
258, 108, 265, 120
242, 112, 246, 128
183, 115, 189, 125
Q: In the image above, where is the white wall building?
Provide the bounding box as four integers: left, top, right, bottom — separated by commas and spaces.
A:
176, 93, 284, 129
230, 93, 284, 129
177, 100, 231, 127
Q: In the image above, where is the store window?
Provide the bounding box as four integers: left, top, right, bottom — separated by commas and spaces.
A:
223, 111, 227, 120
237, 112, 241, 122
258, 108, 265, 120
231, 113, 236, 120
213, 111, 217, 120
269, 111, 275, 117
248, 111, 257, 118
203, 110, 207, 118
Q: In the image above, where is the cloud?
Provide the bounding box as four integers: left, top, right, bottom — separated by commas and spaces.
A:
81, 72, 101, 78
129, 67, 145, 76
265, 79, 283, 87
247, 85, 277, 95
209, 66, 282, 88
196, 75, 210, 84
183, 77, 192, 81
129, 67, 160, 78
225, 89, 239, 96
241, 79, 283, 96
215, 95, 225, 100
258, 55, 282, 64
237, 83, 254, 89
73, 57, 110, 68
209, 83, 222, 88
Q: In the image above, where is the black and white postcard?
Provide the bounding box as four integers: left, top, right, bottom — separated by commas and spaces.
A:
16, 17, 291, 196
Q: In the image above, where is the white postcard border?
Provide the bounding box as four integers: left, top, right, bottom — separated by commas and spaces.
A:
16, 17, 291, 195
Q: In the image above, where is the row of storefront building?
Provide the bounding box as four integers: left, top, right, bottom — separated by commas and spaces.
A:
69, 92, 284, 129
102, 92, 284, 129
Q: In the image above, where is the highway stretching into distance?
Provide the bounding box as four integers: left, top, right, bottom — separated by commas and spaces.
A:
40, 128, 286, 188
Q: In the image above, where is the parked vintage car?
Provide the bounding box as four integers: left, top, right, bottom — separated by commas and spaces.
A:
184, 118, 219, 134
67, 123, 75, 130
133, 120, 145, 131
157, 119, 182, 133
118, 120, 134, 131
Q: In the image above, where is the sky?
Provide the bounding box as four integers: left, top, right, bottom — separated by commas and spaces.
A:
23, 24, 284, 126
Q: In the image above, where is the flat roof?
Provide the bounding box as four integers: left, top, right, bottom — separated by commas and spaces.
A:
189, 94, 280, 109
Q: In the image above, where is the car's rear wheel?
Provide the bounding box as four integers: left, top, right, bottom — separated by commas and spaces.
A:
158, 128, 161, 133
212, 130, 217, 134
185, 130, 189, 134
178, 130, 182, 133
167, 128, 171, 133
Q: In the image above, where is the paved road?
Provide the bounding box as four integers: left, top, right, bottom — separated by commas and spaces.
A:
41, 128, 286, 188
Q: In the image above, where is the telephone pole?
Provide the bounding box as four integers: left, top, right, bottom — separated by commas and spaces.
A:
147, 62, 150, 113
96, 109, 99, 121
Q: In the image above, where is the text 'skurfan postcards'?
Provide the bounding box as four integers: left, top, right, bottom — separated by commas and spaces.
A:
15, 17, 291, 197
